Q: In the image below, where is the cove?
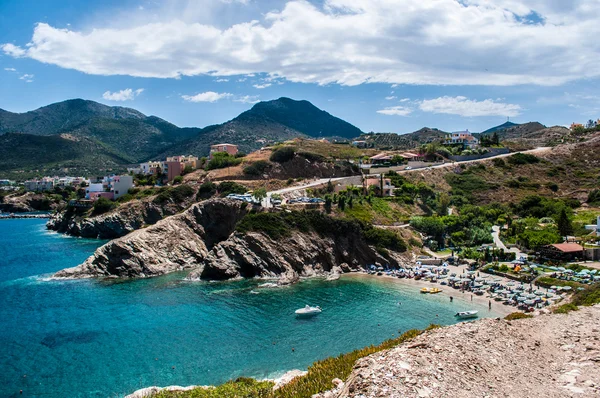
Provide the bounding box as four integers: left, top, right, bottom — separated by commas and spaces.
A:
0, 219, 497, 398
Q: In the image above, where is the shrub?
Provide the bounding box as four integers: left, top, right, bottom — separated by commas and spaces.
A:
492, 158, 506, 168
588, 189, 600, 205
504, 312, 533, 321
197, 181, 217, 200
298, 151, 326, 163
234, 152, 247, 158
548, 182, 559, 192
218, 181, 247, 197
91, 197, 116, 216
173, 176, 183, 184
553, 303, 579, 314
243, 160, 272, 176
207, 152, 242, 170
116, 193, 134, 203
153, 185, 195, 204
507, 153, 540, 165
270, 146, 296, 163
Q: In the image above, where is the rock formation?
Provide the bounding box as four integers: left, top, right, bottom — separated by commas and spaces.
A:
0, 192, 62, 213
53, 198, 405, 281
47, 195, 192, 239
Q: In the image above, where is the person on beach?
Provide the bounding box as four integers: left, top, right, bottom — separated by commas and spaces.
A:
450, 296, 453, 302
489, 300, 492, 310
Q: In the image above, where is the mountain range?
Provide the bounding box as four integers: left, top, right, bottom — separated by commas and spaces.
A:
0, 97, 364, 178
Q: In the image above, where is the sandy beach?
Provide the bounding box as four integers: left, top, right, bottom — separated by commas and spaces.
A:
344, 264, 515, 317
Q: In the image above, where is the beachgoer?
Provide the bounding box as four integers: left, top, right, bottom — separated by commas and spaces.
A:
489, 300, 492, 310
450, 296, 453, 302
471, 294, 473, 301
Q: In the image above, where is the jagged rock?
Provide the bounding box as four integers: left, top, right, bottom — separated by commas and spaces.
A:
0, 192, 62, 212
53, 199, 248, 278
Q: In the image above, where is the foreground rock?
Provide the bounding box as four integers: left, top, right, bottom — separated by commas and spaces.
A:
54, 198, 405, 280
318, 305, 600, 398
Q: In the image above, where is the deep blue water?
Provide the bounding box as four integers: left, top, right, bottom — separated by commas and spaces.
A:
0, 219, 496, 398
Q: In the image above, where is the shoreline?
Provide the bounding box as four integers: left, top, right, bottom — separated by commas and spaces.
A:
343, 270, 514, 317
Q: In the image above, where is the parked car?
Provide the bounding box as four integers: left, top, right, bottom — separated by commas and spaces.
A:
404, 166, 412, 170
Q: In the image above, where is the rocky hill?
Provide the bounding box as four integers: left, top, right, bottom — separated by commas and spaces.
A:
319, 305, 600, 397
0, 98, 364, 177
52, 199, 407, 281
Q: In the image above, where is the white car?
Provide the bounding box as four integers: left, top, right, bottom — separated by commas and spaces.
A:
404, 166, 412, 170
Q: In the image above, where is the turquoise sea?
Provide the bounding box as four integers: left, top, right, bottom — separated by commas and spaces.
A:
0, 219, 496, 397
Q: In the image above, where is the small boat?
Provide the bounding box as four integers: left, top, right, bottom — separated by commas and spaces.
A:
295, 305, 322, 317
455, 310, 478, 319
420, 287, 442, 294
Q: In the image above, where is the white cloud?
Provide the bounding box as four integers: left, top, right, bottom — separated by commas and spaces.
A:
4, 67, 16, 72
253, 83, 271, 89
19, 74, 34, 82
102, 88, 144, 101
215, 78, 229, 82
1, 43, 26, 57
181, 91, 233, 102
234, 95, 260, 104
377, 106, 412, 116
385, 96, 396, 100
419, 96, 521, 117
399, 98, 410, 102
3, 1, 600, 86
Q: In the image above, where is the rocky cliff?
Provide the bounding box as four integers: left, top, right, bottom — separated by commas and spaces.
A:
0, 192, 63, 213
53, 199, 405, 281
47, 195, 192, 239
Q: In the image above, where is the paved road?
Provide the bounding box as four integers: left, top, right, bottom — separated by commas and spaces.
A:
492, 225, 527, 259
369, 147, 552, 175
268, 177, 347, 196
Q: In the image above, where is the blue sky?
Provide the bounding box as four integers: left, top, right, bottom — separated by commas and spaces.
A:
1, 0, 600, 134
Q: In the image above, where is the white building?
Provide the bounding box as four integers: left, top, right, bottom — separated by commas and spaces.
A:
85, 183, 104, 199
24, 178, 55, 192
585, 216, 600, 237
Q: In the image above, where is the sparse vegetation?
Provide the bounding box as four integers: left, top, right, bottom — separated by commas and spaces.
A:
207, 152, 243, 170
270, 146, 297, 163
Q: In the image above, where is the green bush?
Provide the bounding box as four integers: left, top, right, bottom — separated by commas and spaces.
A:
116, 193, 134, 203
553, 303, 579, 314
207, 152, 242, 170
298, 151, 326, 163
588, 189, 600, 205
270, 146, 296, 163
218, 181, 247, 197
153, 185, 195, 204
504, 312, 533, 321
197, 181, 217, 200
173, 176, 183, 184
91, 197, 116, 215
153, 377, 274, 398
243, 160, 272, 176
507, 153, 540, 165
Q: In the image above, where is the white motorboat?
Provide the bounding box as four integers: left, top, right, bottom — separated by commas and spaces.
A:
455, 310, 478, 319
295, 305, 322, 316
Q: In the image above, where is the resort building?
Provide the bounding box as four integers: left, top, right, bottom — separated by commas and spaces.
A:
363, 175, 395, 196
24, 178, 55, 192
351, 140, 367, 148
541, 242, 584, 261
85, 175, 133, 201
132, 156, 199, 181
369, 153, 392, 165
138, 161, 162, 176
209, 143, 238, 159
444, 130, 479, 148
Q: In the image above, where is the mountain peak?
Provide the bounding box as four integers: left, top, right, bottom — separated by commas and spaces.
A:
242, 97, 363, 139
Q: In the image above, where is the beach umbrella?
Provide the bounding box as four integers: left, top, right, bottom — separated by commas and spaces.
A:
507, 282, 515, 286
561, 286, 572, 291
524, 299, 536, 305
526, 294, 537, 299
534, 291, 544, 296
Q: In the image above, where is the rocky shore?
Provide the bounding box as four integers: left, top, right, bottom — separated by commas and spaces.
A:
0, 192, 62, 213
318, 305, 600, 398
53, 198, 407, 281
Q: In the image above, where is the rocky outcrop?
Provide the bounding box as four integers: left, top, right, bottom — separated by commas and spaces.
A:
46, 196, 191, 239
318, 305, 600, 398
0, 192, 62, 213
53, 199, 248, 278
189, 228, 396, 282
53, 198, 407, 281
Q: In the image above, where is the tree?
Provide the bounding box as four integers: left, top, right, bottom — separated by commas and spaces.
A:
337, 195, 346, 211
253, 187, 267, 203
557, 208, 573, 236
436, 192, 451, 216
324, 195, 332, 214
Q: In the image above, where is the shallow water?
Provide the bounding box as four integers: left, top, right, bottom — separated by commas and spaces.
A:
0, 219, 496, 397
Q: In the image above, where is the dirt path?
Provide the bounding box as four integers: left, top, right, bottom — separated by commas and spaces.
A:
320, 305, 600, 398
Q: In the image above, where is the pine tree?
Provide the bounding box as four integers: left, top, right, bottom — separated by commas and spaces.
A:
557, 208, 573, 236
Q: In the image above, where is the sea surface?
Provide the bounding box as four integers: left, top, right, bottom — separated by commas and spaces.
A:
0, 219, 496, 398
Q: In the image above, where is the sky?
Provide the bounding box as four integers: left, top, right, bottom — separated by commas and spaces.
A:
1, 0, 600, 134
